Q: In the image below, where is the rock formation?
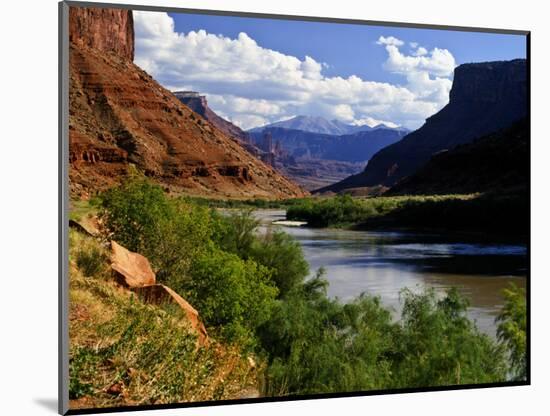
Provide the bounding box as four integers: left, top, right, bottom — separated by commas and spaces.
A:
173, 91, 251, 144
109, 240, 208, 346
247, 126, 405, 190
68, 6, 307, 200
320, 59, 527, 193
388, 118, 528, 195
69, 7, 134, 61
133, 284, 209, 346
250, 127, 406, 163
110, 241, 156, 288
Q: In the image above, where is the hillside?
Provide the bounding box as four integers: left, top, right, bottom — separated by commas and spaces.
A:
68, 229, 259, 410
68, 7, 307, 200
388, 118, 528, 195
173, 91, 252, 144
319, 59, 527, 193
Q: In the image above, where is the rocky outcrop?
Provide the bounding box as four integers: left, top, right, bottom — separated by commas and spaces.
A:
173, 91, 251, 144
109, 241, 209, 346
321, 59, 527, 193
69, 6, 134, 61
388, 118, 528, 195
110, 241, 156, 288
68, 8, 307, 200
133, 284, 209, 346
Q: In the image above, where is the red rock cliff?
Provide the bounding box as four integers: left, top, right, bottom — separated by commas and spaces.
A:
68, 7, 307, 200
69, 7, 134, 61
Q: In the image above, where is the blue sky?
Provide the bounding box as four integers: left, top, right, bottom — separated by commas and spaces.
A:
134, 11, 526, 130
168, 13, 526, 85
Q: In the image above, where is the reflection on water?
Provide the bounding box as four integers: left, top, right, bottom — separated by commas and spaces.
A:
253, 210, 527, 338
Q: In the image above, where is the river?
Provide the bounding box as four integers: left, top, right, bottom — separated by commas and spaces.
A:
253, 209, 527, 338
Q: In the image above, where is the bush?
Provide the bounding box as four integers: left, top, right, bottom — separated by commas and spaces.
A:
212, 209, 259, 258
496, 284, 527, 380
250, 229, 309, 298
257, 284, 508, 396
69, 346, 97, 399
100, 177, 213, 287
392, 288, 507, 387
257, 275, 397, 395
186, 248, 278, 347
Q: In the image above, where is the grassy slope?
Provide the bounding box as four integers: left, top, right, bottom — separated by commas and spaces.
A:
68, 230, 260, 410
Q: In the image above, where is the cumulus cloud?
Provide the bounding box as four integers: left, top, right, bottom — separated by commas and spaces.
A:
377, 36, 456, 77
134, 12, 456, 130
413, 46, 428, 56
376, 36, 405, 46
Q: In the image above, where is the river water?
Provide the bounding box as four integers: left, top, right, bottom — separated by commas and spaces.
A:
254, 209, 527, 338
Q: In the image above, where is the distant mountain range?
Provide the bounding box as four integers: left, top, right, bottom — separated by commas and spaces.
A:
249, 115, 409, 136
249, 127, 407, 163
318, 59, 527, 194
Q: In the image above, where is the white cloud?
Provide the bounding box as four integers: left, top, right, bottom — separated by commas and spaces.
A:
413, 46, 428, 56
376, 36, 405, 46
381, 39, 456, 77
409, 42, 418, 48
134, 11, 456, 130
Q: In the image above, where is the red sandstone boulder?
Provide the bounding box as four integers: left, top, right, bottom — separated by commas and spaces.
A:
110, 241, 156, 288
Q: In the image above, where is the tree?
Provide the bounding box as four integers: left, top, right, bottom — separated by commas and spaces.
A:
496, 284, 527, 380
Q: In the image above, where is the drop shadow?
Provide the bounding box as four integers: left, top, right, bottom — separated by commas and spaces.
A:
34, 398, 58, 413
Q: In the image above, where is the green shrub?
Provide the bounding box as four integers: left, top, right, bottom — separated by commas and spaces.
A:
257, 284, 507, 396
186, 247, 278, 347
212, 209, 259, 258
100, 176, 212, 287
250, 229, 309, 298
496, 284, 527, 380
392, 288, 507, 387
258, 275, 397, 395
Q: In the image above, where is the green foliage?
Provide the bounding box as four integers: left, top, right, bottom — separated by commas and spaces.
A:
250, 229, 309, 298
392, 288, 507, 387
212, 209, 259, 258
94, 178, 513, 399
286, 194, 476, 228
182, 196, 307, 210
286, 193, 526, 238
99, 176, 212, 288
258, 284, 507, 396
75, 242, 107, 278
496, 284, 527, 380
258, 275, 398, 395
186, 248, 278, 347
69, 346, 98, 399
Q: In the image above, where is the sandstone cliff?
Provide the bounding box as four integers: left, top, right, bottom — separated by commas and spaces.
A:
321, 59, 527, 193
173, 91, 251, 144
69, 7, 134, 61
68, 6, 307, 199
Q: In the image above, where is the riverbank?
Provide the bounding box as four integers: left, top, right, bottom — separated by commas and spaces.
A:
254, 209, 527, 338
286, 192, 529, 242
